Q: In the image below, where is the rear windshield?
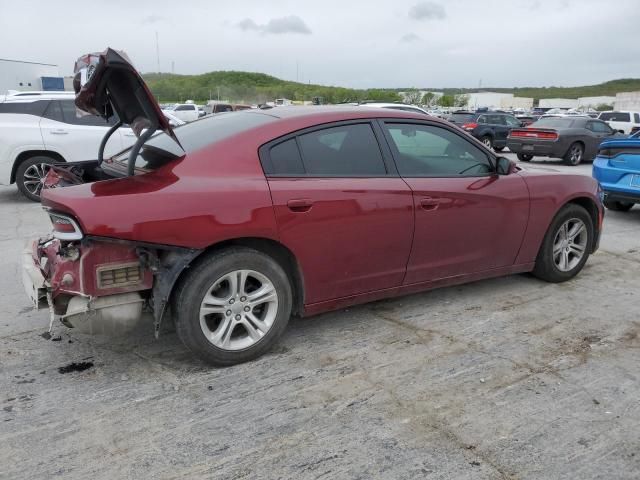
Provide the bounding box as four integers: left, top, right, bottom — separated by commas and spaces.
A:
531, 118, 575, 128
448, 113, 475, 122
113, 110, 275, 170
599, 112, 630, 122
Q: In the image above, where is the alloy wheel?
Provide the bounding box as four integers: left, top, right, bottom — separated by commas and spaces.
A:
569, 145, 583, 165
482, 137, 492, 148
199, 269, 278, 351
22, 163, 51, 197
552, 218, 588, 272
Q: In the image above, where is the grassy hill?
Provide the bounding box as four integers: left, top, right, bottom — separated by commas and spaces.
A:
142, 71, 640, 105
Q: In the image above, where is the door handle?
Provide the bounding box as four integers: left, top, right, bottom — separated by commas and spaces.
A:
51, 129, 68, 135
287, 199, 313, 212
419, 197, 441, 211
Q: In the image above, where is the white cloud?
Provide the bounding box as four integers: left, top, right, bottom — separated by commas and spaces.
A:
237, 15, 312, 35
409, 2, 446, 20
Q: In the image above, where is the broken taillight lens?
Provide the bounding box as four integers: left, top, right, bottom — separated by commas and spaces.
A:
49, 213, 83, 241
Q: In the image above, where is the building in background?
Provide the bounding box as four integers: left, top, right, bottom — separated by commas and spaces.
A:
465, 92, 514, 110
577, 96, 615, 108
614, 91, 640, 111
501, 96, 533, 109
538, 98, 579, 109
0, 58, 63, 94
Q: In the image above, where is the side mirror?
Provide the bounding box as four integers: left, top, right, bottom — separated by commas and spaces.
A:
496, 156, 515, 175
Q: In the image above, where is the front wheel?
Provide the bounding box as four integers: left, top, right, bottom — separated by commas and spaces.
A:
173, 247, 292, 366
532, 204, 593, 283
16, 156, 56, 202
517, 153, 533, 162
480, 136, 493, 149
563, 142, 584, 166
604, 200, 634, 212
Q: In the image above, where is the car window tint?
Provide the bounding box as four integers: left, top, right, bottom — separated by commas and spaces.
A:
42, 101, 63, 122
175, 105, 195, 111
599, 112, 630, 122
477, 116, 487, 124
504, 115, 521, 127
385, 123, 492, 177
635, 113, 640, 123
487, 115, 506, 125
0, 100, 49, 116
588, 121, 612, 133
268, 138, 305, 175
297, 124, 386, 176
60, 100, 112, 127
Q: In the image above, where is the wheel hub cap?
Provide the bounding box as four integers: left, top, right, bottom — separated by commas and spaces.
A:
199, 269, 278, 351
552, 218, 588, 272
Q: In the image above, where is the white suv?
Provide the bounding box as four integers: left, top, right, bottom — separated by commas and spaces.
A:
598, 111, 640, 134
0, 92, 136, 201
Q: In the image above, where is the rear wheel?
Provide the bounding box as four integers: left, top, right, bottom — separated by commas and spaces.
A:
532, 204, 593, 283
563, 142, 584, 166
517, 153, 533, 162
16, 156, 55, 202
604, 200, 634, 212
173, 247, 293, 366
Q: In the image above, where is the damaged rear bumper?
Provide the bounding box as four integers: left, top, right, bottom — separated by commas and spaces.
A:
22, 246, 47, 309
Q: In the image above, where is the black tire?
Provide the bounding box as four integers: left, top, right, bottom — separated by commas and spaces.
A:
480, 136, 493, 150
15, 155, 56, 202
563, 142, 584, 166
173, 247, 293, 366
493, 146, 505, 152
517, 153, 533, 162
604, 200, 634, 212
532, 204, 594, 283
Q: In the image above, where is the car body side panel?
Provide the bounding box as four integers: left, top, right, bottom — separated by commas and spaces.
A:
514, 168, 602, 264
0, 113, 48, 184
41, 140, 281, 249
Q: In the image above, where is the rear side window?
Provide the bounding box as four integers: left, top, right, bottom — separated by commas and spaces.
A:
635, 113, 640, 123
60, 100, 112, 127
269, 139, 305, 175
0, 100, 49, 116
297, 124, 386, 176
175, 105, 196, 111
599, 112, 630, 122
486, 115, 506, 125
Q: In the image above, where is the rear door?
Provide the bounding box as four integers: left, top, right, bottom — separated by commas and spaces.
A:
488, 114, 510, 147
380, 120, 529, 284
262, 121, 414, 305
40, 99, 123, 162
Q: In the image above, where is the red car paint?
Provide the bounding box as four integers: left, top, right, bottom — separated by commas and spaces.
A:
39, 107, 603, 317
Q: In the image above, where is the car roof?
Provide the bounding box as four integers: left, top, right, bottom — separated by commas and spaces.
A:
1, 92, 74, 102
252, 105, 434, 122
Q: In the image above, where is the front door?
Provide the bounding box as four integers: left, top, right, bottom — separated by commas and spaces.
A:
262, 122, 414, 305
380, 121, 530, 284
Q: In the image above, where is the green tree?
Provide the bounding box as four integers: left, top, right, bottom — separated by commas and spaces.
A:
595, 103, 613, 111
402, 88, 422, 105
421, 92, 436, 107
454, 94, 469, 108
437, 95, 455, 107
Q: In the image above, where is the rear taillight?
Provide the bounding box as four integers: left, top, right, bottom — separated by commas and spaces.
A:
462, 122, 478, 130
509, 129, 558, 140
49, 212, 83, 240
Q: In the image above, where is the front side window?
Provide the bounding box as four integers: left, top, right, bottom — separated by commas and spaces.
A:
587, 121, 613, 134
296, 123, 387, 176
384, 123, 492, 177
504, 115, 521, 127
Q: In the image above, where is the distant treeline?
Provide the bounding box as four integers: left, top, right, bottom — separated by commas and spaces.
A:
142, 71, 640, 105
143, 71, 402, 104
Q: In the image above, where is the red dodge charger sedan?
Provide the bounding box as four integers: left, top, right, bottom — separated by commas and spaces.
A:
23, 50, 603, 365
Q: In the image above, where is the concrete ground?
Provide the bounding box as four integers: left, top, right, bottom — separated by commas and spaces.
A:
1, 154, 639, 479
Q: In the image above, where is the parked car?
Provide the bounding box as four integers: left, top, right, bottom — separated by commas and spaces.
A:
447, 111, 523, 152
592, 129, 640, 211
0, 92, 137, 201
167, 103, 200, 122
516, 115, 538, 127
359, 102, 430, 115
598, 111, 640, 134
23, 49, 604, 366
507, 117, 624, 166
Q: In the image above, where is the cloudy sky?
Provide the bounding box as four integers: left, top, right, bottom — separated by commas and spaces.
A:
1, 0, 638, 88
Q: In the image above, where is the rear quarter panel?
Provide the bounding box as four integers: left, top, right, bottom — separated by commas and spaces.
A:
514, 170, 601, 264
41, 138, 279, 249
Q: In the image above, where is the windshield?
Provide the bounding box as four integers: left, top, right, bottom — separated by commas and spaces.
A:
112, 110, 275, 170
599, 112, 630, 122
531, 118, 575, 128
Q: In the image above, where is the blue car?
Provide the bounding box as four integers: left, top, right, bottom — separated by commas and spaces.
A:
592, 130, 640, 211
